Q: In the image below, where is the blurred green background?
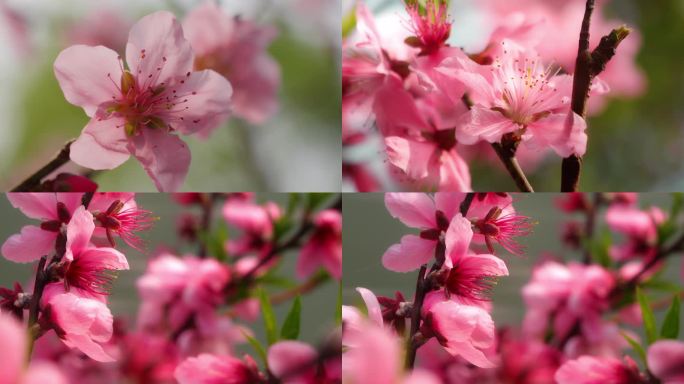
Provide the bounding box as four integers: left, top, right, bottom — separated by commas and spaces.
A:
0, 193, 340, 345
343, 193, 683, 331
0, 0, 341, 192
345, 0, 684, 192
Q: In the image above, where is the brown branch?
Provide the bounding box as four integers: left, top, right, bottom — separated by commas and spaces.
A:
26, 256, 48, 360
405, 193, 475, 369
561, 0, 630, 192
491, 142, 534, 192
11, 140, 75, 192
582, 193, 601, 264
198, 194, 217, 258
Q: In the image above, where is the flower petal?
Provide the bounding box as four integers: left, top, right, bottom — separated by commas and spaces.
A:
384, 193, 435, 229
65, 206, 95, 261
79, 248, 129, 271
444, 214, 473, 268
126, 11, 193, 88
445, 341, 496, 368
457, 106, 518, 145
373, 79, 432, 136
528, 112, 587, 158
130, 129, 191, 192
70, 117, 131, 170
63, 333, 115, 362
169, 69, 232, 137
385, 136, 436, 180
382, 235, 435, 273
438, 150, 472, 191
1, 226, 56, 263
355, 287, 383, 326
54, 45, 123, 116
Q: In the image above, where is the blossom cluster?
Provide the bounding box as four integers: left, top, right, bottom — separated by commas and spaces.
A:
0, 193, 342, 384
342, 0, 644, 191
343, 192, 684, 384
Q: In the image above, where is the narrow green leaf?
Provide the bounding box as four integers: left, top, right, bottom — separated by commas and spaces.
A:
661, 295, 680, 339
642, 279, 682, 293
342, 6, 357, 38
336, 283, 342, 326
307, 193, 333, 210
243, 331, 268, 368
280, 296, 302, 340
621, 331, 647, 367
286, 193, 302, 218
258, 289, 279, 345
636, 287, 658, 344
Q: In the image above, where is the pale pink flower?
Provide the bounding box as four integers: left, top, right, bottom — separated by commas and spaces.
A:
223, 199, 281, 257
54, 11, 233, 191
175, 353, 262, 384
66, 9, 130, 54
374, 79, 472, 191
0, 312, 25, 384
1, 193, 82, 263
41, 284, 116, 362
184, 1, 280, 125
648, 340, 684, 384
342, 318, 440, 384
437, 49, 587, 157
297, 209, 342, 280
421, 299, 497, 368
555, 355, 643, 384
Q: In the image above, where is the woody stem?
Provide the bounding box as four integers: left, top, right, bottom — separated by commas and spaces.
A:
11, 140, 76, 192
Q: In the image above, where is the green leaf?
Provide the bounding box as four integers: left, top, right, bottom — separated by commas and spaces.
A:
243, 331, 268, 367
636, 287, 658, 344
621, 331, 647, 367
336, 283, 342, 326
286, 193, 302, 218
585, 230, 612, 268
661, 295, 680, 339
258, 289, 279, 345
280, 296, 302, 340
642, 279, 682, 293
207, 221, 229, 261
341, 6, 357, 38
671, 193, 684, 218
257, 274, 298, 289
307, 193, 333, 210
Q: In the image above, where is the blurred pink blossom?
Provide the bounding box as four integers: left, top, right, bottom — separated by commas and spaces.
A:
297, 209, 342, 280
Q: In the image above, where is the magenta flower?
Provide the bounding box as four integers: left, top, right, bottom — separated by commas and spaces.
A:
605, 205, 665, 262
54, 11, 233, 191
90, 195, 155, 251
404, 0, 451, 56
184, 1, 280, 125
421, 299, 497, 368
1, 193, 82, 263
437, 49, 587, 157
175, 353, 262, 384
555, 355, 643, 384
647, 340, 684, 384
296, 209, 342, 280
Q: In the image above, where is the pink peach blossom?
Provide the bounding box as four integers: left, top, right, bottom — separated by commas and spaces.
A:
421, 299, 497, 368
605, 205, 665, 262
268, 341, 339, 383
41, 284, 116, 362
647, 340, 684, 384
184, 1, 280, 125
0, 312, 25, 384
374, 79, 472, 191
1, 193, 82, 263
436, 48, 587, 157
54, 11, 233, 191
297, 209, 342, 280
175, 353, 262, 384
555, 355, 643, 384
223, 199, 281, 257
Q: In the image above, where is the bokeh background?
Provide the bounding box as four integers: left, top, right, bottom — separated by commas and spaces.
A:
0, 0, 341, 191
0, 193, 340, 346
343, 193, 683, 333
343, 0, 684, 192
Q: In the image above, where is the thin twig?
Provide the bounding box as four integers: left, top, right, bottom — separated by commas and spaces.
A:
11, 140, 75, 192
271, 273, 330, 305
491, 143, 534, 192
561, 0, 630, 191
26, 256, 48, 360
582, 193, 601, 264
198, 194, 216, 258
